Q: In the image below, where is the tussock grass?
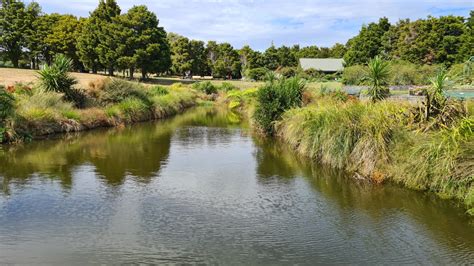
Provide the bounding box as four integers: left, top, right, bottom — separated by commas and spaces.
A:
16, 89, 77, 122
276, 100, 410, 177
276, 95, 474, 213
393, 116, 474, 213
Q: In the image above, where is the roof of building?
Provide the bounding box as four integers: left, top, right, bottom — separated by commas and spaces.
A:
299, 58, 345, 72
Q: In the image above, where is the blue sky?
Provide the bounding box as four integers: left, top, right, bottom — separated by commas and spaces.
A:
30, 0, 473, 51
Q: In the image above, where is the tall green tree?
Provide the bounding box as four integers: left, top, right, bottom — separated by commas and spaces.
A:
329, 43, 347, 58
119, 5, 170, 79
169, 36, 192, 77
344, 17, 391, 65
23, 1, 41, 69
44, 14, 82, 70
458, 11, 473, 62
92, 0, 121, 75
189, 40, 209, 76
213, 43, 241, 79
263, 45, 279, 70
0, 0, 29, 67
77, 17, 102, 73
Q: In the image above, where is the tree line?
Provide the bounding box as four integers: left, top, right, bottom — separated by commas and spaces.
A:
0, 0, 472, 79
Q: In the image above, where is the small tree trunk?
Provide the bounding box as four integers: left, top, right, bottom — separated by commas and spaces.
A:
130, 67, 135, 79
141, 69, 146, 80
108, 67, 114, 76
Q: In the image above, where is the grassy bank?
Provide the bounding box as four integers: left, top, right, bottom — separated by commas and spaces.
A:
275, 98, 473, 214
1, 81, 198, 142
216, 67, 474, 215
0, 58, 203, 143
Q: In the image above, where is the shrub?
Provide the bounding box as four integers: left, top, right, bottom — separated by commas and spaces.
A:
394, 116, 474, 213
342, 65, 367, 85
0, 85, 15, 122
254, 76, 306, 135
38, 55, 86, 107
148, 85, 169, 96
192, 81, 217, 95
303, 68, 322, 79
99, 79, 151, 106
117, 98, 149, 120
366, 56, 390, 102
389, 61, 419, 85
219, 82, 238, 92
16, 89, 76, 122
277, 67, 298, 78
0, 85, 15, 142
246, 67, 269, 81
276, 101, 410, 176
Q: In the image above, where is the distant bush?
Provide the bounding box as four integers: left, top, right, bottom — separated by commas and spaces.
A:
219, 82, 238, 92
0, 85, 15, 121
0, 85, 15, 142
192, 81, 217, 95
277, 67, 298, 78
38, 55, 86, 107
246, 67, 269, 81
254, 76, 306, 135
16, 89, 78, 122
148, 85, 169, 96
342, 65, 367, 85
389, 61, 437, 85
303, 68, 322, 79
99, 79, 151, 106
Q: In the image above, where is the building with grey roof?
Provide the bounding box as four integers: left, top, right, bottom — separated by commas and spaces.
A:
299, 58, 345, 73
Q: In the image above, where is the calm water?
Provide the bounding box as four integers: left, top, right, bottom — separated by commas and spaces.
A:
0, 108, 473, 264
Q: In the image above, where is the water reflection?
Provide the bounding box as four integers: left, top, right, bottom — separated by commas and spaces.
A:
0, 107, 472, 264
0, 107, 241, 192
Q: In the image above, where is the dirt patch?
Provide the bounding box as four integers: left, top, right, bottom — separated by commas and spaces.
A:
0, 68, 107, 89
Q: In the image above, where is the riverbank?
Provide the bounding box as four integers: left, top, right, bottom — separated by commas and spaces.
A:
275, 98, 473, 215
0, 78, 200, 143
219, 82, 474, 215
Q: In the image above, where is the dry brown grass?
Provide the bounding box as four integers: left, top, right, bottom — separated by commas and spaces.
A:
0, 68, 107, 88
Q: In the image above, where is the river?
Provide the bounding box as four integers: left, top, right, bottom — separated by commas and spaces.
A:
0, 107, 472, 264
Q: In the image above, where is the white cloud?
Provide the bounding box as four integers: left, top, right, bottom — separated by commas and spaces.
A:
31, 0, 473, 50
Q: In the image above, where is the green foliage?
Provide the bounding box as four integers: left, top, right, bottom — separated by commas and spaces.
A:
366, 56, 390, 102
246, 67, 269, 81
0, 85, 15, 121
148, 85, 169, 96
15, 88, 76, 122
277, 101, 409, 175
192, 81, 217, 95
423, 69, 452, 121
0, 85, 15, 142
394, 116, 473, 212
119, 5, 171, 78
277, 66, 298, 78
212, 43, 242, 79
38, 55, 86, 107
0, 0, 30, 67
342, 65, 367, 85
43, 14, 82, 69
254, 77, 306, 135
219, 82, 238, 92
98, 78, 151, 106
344, 18, 391, 65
